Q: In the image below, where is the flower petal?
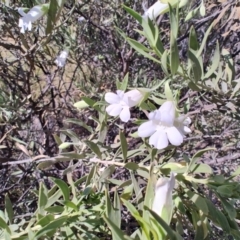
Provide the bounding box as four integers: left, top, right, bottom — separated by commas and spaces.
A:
105, 92, 121, 104
166, 127, 183, 146
183, 126, 191, 134
152, 172, 175, 216
149, 130, 168, 149
138, 121, 157, 137
116, 90, 125, 98
125, 89, 143, 107
28, 6, 44, 21
143, 1, 168, 20
106, 104, 122, 116
149, 109, 161, 122
159, 101, 175, 126
120, 107, 130, 122
18, 8, 26, 17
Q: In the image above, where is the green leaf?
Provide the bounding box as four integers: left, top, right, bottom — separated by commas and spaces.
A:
219, 196, 236, 220
164, 81, 174, 101
36, 214, 55, 227
131, 171, 143, 210
113, 190, 121, 228
122, 5, 142, 24
161, 50, 169, 75
81, 97, 101, 112
192, 211, 205, 240
119, 131, 128, 161
189, 163, 212, 174
85, 165, 96, 186
58, 142, 73, 149
103, 214, 131, 240
73, 100, 89, 109
188, 50, 202, 82
45, 206, 65, 213
124, 162, 139, 171
38, 182, 48, 215
64, 118, 93, 133
34, 216, 68, 238
169, 4, 179, 74
216, 185, 233, 198
99, 165, 115, 181
0, 216, 11, 234
188, 26, 199, 51
85, 140, 102, 160
52, 178, 70, 201
147, 207, 179, 240
187, 148, 215, 173
185, 190, 208, 214
119, 73, 129, 91
205, 199, 230, 232
197, 23, 214, 58
204, 41, 220, 79
122, 199, 154, 239
5, 194, 13, 224
200, 2, 206, 16
63, 201, 78, 211
46, 0, 58, 34
126, 38, 161, 64
185, 7, 200, 21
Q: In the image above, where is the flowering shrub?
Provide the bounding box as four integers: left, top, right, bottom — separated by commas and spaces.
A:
1, 0, 240, 239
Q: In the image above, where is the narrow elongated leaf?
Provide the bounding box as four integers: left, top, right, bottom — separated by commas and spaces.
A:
122, 5, 142, 23
205, 199, 230, 232
189, 26, 199, 51
120, 73, 129, 91
197, 23, 213, 58
0, 216, 11, 234
103, 215, 131, 240
52, 178, 70, 201
85, 165, 96, 186
113, 190, 121, 228
46, 0, 58, 34
130, 172, 143, 210
188, 50, 202, 82
192, 211, 205, 240
187, 148, 215, 172
65, 118, 93, 133
185, 190, 208, 214
5, 194, 13, 224
126, 38, 161, 64
85, 140, 102, 159
147, 207, 179, 240
204, 41, 220, 79
38, 182, 48, 215
169, 4, 179, 74
119, 131, 128, 161
34, 216, 68, 238
219, 196, 236, 220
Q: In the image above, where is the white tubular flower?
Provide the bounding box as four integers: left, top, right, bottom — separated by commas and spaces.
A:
55, 50, 68, 68
18, 6, 44, 33
152, 172, 175, 219
142, 0, 168, 20
138, 101, 190, 149
105, 89, 143, 122
174, 115, 192, 136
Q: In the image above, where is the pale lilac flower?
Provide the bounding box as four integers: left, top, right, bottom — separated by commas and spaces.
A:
138, 101, 191, 149
18, 6, 44, 33
55, 50, 68, 68
152, 172, 175, 218
105, 89, 143, 122
142, 0, 168, 20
